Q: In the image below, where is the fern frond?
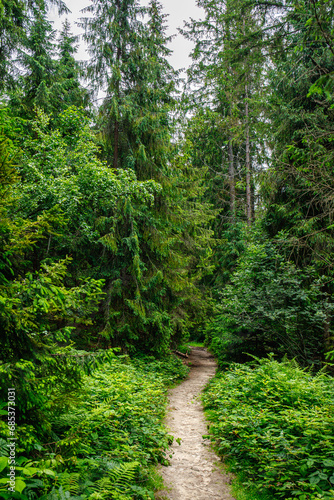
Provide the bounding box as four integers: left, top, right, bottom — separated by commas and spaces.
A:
90, 462, 139, 499
57, 472, 80, 494
107, 461, 139, 488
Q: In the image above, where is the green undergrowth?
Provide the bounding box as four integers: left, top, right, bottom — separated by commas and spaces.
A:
175, 344, 191, 356
187, 341, 204, 348
203, 356, 334, 500
230, 479, 272, 500
0, 355, 189, 499
176, 341, 204, 356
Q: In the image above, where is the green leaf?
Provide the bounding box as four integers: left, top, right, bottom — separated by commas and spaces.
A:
323, 459, 334, 467
22, 467, 39, 475
14, 479, 26, 493
0, 457, 8, 473
41, 469, 55, 476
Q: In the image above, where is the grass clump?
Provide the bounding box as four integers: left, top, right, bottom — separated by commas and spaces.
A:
203, 356, 334, 500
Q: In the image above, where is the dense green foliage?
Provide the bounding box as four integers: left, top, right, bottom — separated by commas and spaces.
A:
0, 355, 188, 499
205, 227, 333, 368
188, 0, 334, 366
203, 358, 334, 499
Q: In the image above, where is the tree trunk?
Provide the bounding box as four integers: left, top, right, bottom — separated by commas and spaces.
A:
243, 20, 252, 225
245, 84, 252, 225
113, 14, 122, 169
228, 139, 236, 222
113, 120, 119, 169
251, 180, 255, 221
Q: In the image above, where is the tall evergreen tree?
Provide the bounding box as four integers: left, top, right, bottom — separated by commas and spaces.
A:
79, 0, 215, 350
0, 0, 68, 91
9, 16, 90, 125
180, 0, 265, 296
249, 0, 334, 272
80, 0, 146, 169
52, 19, 91, 115
81, 0, 178, 177
124, 0, 178, 181
205, 0, 334, 362
10, 7, 57, 118
182, 0, 264, 225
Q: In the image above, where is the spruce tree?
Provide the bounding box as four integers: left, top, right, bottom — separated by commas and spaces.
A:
124, 0, 179, 181
182, 0, 264, 225
52, 19, 91, 115
10, 6, 57, 118
80, 0, 146, 169
80, 0, 215, 351
180, 0, 265, 296
81, 0, 178, 177
261, 0, 334, 268
0, 0, 68, 91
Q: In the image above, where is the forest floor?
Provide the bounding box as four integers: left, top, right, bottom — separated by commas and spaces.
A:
156, 346, 236, 500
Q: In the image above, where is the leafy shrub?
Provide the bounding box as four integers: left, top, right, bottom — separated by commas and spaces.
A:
205, 232, 331, 368
203, 357, 334, 499
0, 355, 187, 499
132, 354, 190, 384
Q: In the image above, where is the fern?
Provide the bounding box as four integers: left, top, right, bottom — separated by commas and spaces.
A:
0, 439, 7, 456
43, 486, 71, 499
57, 472, 80, 495
108, 461, 139, 489
90, 461, 139, 499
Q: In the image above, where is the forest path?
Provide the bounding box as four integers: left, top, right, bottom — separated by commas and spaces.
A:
156, 347, 235, 500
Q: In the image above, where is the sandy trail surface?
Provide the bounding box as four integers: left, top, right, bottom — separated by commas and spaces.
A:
156, 347, 235, 500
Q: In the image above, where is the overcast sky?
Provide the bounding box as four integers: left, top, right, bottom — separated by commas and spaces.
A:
49, 0, 204, 72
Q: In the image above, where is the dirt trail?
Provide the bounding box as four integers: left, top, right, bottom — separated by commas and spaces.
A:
156, 347, 235, 500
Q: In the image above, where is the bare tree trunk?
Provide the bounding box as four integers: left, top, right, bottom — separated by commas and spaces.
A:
113, 120, 119, 169
228, 139, 236, 222
251, 181, 255, 221
245, 83, 252, 225
113, 16, 121, 169
243, 20, 252, 225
